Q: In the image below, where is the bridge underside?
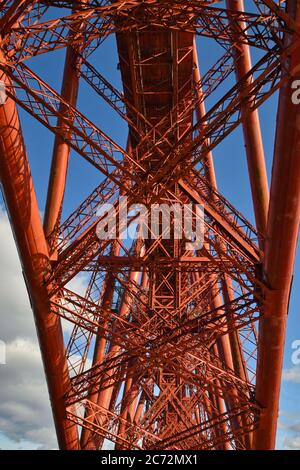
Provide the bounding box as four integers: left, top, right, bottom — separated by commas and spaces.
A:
0, 0, 300, 450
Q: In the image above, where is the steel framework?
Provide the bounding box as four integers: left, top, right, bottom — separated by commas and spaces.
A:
0, 0, 300, 450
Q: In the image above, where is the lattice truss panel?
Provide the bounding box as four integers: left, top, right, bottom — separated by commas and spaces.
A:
0, 0, 298, 450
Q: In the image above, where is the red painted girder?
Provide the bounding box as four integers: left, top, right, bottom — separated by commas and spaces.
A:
0, 59, 79, 449
226, 0, 269, 247
2, 3, 282, 62
254, 1, 300, 449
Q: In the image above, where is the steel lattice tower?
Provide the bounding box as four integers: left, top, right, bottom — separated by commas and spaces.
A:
0, 0, 300, 450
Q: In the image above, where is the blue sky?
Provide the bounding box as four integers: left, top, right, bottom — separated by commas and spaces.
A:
0, 3, 299, 449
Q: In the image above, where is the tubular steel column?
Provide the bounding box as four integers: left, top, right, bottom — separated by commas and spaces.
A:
192, 38, 217, 189
193, 41, 251, 449
226, 0, 269, 245
254, 1, 300, 450
80, 242, 121, 449
44, 1, 84, 246
0, 59, 79, 450
44, 46, 81, 241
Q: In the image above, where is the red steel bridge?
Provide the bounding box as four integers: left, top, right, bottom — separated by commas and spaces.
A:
0, 0, 300, 450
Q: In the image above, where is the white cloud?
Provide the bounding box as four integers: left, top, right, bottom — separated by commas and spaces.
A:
0, 208, 39, 342
283, 435, 300, 450
0, 338, 56, 448
0, 207, 56, 449
282, 366, 300, 383
278, 420, 300, 436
